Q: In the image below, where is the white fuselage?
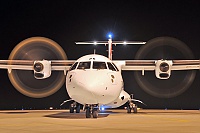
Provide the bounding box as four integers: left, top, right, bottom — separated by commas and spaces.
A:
66, 54, 130, 108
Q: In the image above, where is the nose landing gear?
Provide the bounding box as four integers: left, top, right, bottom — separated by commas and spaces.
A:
85, 104, 99, 118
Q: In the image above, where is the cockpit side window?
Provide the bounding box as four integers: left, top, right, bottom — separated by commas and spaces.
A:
93, 61, 107, 69
69, 62, 78, 71
112, 63, 119, 71
107, 62, 117, 71
77, 62, 91, 70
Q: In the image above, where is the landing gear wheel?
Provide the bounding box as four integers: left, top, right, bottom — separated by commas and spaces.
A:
76, 104, 81, 113
92, 109, 98, 118
86, 108, 91, 118
127, 106, 131, 113
69, 105, 74, 113
133, 105, 137, 113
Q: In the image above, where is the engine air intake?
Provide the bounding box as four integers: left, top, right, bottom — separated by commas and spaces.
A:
159, 62, 169, 72
34, 62, 44, 72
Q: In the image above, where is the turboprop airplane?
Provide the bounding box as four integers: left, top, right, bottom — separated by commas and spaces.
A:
0, 34, 199, 118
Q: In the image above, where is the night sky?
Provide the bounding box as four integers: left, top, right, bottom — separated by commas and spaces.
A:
0, 0, 199, 110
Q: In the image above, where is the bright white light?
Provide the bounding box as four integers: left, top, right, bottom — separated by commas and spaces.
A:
101, 107, 105, 111
94, 41, 97, 45
107, 32, 113, 39
123, 41, 127, 45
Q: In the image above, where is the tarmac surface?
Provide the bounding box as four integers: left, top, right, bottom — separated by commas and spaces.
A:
0, 109, 200, 133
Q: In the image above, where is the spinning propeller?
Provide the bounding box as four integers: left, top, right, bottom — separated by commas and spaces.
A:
134, 37, 196, 98
8, 37, 67, 98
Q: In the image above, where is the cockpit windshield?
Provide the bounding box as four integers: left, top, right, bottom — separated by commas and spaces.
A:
69, 61, 119, 71
112, 63, 119, 71
69, 62, 78, 71
107, 62, 118, 71
93, 61, 107, 69
77, 62, 91, 69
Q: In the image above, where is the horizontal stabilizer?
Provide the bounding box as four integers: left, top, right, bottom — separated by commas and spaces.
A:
75, 41, 146, 45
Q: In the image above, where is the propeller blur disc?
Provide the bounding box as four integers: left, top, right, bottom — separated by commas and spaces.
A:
134, 37, 196, 98
8, 37, 67, 98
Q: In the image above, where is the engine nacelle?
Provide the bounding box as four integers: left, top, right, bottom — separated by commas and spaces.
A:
155, 60, 173, 79
33, 60, 51, 79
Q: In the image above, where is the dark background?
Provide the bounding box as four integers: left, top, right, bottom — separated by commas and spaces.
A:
0, 0, 199, 110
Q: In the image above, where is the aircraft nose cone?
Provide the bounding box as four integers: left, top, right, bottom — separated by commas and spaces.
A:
75, 71, 118, 103
68, 70, 120, 104
77, 75, 105, 95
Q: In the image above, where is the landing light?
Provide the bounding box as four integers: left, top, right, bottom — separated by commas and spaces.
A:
94, 41, 97, 45
123, 41, 127, 45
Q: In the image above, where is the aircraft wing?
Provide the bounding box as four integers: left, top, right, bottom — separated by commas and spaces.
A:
50, 60, 75, 70
113, 60, 200, 79
170, 60, 200, 70
114, 60, 156, 71
0, 60, 34, 72
0, 59, 199, 80
0, 60, 75, 70
0, 60, 75, 77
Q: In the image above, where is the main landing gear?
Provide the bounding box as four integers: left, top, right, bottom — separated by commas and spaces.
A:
85, 104, 99, 118
126, 100, 137, 113
69, 101, 81, 113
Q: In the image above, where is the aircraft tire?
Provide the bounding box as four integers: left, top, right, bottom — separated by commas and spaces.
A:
133, 105, 137, 113
127, 107, 131, 113
76, 105, 80, 113
92, 110, 98, 118
69, 106, 74, 113
86, 108, 91, 118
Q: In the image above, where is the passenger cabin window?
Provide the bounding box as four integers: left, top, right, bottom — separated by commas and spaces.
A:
69, 62, 78, 71
107, 62, 117, 71
93, 62, 107, 69
77, 62, 91, 70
